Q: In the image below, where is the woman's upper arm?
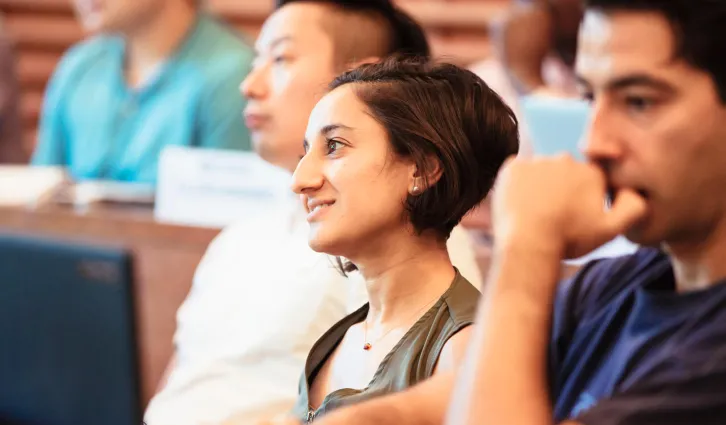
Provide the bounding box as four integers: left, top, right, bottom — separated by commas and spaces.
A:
434, 326, 474, 374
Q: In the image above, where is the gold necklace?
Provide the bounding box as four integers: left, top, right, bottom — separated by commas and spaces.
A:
362, 296, 440, 351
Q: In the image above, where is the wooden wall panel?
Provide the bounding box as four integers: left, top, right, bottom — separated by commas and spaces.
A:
0, 0, 509, 155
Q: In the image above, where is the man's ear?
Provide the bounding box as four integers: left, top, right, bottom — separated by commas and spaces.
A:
346, 56, 381, 71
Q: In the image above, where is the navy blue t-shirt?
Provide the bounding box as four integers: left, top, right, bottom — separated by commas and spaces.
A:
550, 248, 726, 424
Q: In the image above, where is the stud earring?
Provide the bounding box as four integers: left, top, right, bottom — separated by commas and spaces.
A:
412, 186, 420, 195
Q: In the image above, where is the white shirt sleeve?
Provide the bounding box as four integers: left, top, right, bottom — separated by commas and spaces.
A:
145, 215, 350, 425
447, 225, 483, 289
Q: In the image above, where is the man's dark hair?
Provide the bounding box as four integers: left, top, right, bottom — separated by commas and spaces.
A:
330, 57, 519, 273
586, 0, 726, 102
275, 0, 430, 59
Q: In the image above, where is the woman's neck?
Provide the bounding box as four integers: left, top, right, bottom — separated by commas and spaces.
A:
356, 233, 455, 325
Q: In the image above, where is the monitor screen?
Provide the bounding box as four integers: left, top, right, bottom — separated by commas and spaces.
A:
0, 234, 141, 425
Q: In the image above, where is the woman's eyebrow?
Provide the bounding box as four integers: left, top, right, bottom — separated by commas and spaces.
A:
320, 123, 354, 137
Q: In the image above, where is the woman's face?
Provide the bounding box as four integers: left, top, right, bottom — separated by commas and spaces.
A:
292, 85, 417, 258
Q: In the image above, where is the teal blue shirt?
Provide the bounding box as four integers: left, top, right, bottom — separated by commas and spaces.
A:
32, 14, 253, 184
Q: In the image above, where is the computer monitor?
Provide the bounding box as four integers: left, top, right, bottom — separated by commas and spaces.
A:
0, 234, 141, 425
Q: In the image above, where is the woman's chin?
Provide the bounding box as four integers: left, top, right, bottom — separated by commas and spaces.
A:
308, 240, 328, 253
308, 239, 338, 255
307, 233, 348, 256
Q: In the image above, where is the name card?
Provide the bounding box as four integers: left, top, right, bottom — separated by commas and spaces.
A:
155, 146, 293, 228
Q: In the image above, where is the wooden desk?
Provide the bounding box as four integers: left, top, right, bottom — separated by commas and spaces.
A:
0, 203, 220, 406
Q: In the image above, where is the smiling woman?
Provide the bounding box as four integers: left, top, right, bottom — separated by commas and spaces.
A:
286, 57, 519, 423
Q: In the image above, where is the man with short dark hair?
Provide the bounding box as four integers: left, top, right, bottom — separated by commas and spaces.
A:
143, 2, 482, 425
304, 0, 726, 424
244, 0, 429, 173
32, 0, 253, 183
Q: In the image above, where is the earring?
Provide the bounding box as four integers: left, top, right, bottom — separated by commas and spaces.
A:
412, 186, 420, 195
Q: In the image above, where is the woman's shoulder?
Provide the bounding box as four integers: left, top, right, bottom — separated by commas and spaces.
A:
407, 273, 479, 379
439, 273, 480, 330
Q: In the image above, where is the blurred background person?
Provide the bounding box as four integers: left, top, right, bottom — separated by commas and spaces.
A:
470, 0, 584, 154
144, 2, 483, 425
0, 14, 25, 164
496, 0, 582, 97
31, 0, 254, 184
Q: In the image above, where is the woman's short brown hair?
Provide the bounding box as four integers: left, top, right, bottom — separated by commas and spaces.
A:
330, 57, 520, 241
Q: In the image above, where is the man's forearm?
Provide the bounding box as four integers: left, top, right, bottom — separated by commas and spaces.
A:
314, 373, 456, 425
446, 239, 561, 425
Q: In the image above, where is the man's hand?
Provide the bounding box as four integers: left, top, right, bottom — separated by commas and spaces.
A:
492, 155, 647, 259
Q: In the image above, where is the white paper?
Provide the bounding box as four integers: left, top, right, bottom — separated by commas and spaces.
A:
0, 166, 66, 207
154, 146, 293, 228
67, 180, 156, 205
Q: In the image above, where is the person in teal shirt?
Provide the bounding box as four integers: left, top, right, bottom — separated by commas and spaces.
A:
32, 0, 253, 184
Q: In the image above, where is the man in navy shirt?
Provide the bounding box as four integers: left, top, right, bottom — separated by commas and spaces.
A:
295, 0, 726, 424
449, 0, 726, 423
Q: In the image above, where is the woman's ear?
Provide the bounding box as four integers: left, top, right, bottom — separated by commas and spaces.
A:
409, 156, 443, 195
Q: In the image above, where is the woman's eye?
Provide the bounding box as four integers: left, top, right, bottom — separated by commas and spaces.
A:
326, 139, 344, 155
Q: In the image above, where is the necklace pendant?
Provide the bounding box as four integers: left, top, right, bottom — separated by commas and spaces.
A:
363, 343, 372, 351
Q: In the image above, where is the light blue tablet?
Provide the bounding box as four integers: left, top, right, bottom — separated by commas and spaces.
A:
520, 95, 592, 161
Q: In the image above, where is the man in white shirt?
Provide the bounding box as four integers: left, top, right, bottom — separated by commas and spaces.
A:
143, 2, 482, 424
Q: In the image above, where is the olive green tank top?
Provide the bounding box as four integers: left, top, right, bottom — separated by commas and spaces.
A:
292, 272, 480, 422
